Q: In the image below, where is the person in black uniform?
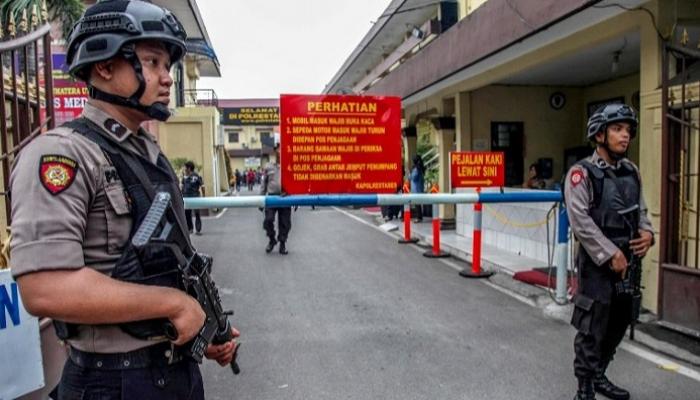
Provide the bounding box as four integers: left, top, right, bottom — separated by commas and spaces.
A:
9, 2, 238, 399
261, 144, 292, 254
182, 160, 205, 235
564, 103, 654, 400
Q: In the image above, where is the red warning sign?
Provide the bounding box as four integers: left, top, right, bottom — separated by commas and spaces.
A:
450, 152, 505, 188
280, 94, 402, 194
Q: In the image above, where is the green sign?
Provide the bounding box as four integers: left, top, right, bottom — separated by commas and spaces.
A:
222, 107, 279, 126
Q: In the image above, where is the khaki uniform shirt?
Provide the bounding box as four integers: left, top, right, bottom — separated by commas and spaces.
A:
261, 162, 282, 195
564, 150, 654, 266
10, 102, 164, 353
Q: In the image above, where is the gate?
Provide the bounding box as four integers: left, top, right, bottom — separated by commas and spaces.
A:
0, 18, 55, 226
660, 40, 700, 337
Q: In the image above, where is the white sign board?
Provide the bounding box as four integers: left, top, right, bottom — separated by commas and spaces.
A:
0, 269, 44, 399
244, 157, 261, 168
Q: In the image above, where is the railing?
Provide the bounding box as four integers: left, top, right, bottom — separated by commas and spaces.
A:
183, 88, 218, 108
0, 23, 55, 225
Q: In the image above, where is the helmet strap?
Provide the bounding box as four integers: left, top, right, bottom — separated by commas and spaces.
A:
86, 44, 172, 122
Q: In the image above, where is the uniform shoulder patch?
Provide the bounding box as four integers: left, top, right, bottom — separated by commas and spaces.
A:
39, 155, 79, 195
104, 118, 128, 138
570, 169, 584, 187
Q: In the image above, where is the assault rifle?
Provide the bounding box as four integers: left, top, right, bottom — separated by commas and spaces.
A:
132, 191, 240, 374
614, 204, 643, 341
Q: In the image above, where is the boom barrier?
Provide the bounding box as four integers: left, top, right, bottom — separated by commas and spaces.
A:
185, 191, 568, 303
184, 192, 563, 209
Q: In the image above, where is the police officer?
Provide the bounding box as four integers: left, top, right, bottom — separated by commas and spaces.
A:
182, 160, 205, 234
10, 1, 238, 399
565, 103, 654, 400
261, 144, 292, 254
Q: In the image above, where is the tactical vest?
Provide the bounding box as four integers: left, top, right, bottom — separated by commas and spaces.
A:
578, 159, 641, 246
55, 118, 190, 340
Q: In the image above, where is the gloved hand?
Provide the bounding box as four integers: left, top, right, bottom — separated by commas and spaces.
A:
258, 207, 264, 212
293, 205, 298, 212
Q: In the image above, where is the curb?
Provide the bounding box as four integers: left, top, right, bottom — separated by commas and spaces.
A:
372, 214, 700, 369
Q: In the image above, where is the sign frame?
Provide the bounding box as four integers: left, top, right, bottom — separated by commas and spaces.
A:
450, 151, 505, 188
280, 94, 402, 195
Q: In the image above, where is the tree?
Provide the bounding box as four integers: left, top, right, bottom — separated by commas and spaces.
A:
1, 0, 84, 40
170, 157, 202, 178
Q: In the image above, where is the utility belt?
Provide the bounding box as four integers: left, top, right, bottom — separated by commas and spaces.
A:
68, 341, 188, 370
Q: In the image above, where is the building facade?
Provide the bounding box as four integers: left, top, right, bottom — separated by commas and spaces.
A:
218, 98, 280, 173
326, 0, 700, 336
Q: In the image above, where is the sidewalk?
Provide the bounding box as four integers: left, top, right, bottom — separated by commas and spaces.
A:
370, 211, 700, 368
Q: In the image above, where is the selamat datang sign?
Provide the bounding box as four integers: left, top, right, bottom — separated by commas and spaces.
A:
221, 107, 279, 126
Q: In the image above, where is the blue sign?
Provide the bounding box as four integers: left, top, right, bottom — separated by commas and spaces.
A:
0, 270, 44, 398
0, 282, 20, 329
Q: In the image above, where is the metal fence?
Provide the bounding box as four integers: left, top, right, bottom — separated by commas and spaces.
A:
0, 22, 55, 224
660, 41, 700, 336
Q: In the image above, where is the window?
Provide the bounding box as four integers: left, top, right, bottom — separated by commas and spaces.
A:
491, 122, 524, 187
228, 132, 239, 143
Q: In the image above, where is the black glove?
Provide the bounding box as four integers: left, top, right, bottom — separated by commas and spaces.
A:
293, 205, 298, 212
258, 207, 264, 212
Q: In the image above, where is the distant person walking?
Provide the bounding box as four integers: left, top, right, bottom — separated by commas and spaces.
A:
410, 154, 425, 222
247, 168, 255, 191
261, 145, 292, 254
182, 161, 205, 235
234, 168, 242, 192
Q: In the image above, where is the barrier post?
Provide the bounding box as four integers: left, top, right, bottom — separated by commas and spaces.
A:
398, 203, 419, 244
398, 180, 419, 244
460, 188, 493, 278
555, 204, 570, 303
424, 184, 449, 258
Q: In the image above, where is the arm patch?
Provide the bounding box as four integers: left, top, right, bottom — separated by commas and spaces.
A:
570, 170, 584, 187
39, 155, 79, 195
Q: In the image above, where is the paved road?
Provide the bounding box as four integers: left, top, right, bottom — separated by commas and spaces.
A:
193, 205, 700, 400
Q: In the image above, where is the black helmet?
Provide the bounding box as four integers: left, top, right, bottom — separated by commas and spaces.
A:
66, 0, 187, 121
586, 103, 638, 141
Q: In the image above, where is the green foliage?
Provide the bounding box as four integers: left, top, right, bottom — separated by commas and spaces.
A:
0, 0, 84, 41
424, 167, 439, 187
416, 130, 439, 186
170, 157, 201, 177
416, 131, 432, 157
